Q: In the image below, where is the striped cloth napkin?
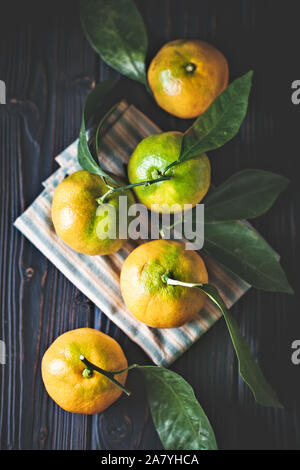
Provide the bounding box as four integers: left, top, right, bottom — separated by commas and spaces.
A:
14, 101, 250, 367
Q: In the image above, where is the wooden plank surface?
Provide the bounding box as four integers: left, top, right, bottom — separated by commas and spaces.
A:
0, 0, 299, 450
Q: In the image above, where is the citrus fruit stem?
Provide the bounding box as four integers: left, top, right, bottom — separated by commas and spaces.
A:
80, 355, 131, 396
161, 274, 203, 288
161, 153, 204, 176
161, 160, 181, 175
97, 175, 172, 204
110, 363, 139, 374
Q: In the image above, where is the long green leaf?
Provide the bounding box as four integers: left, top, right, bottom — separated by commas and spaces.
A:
83, 80, 115, 123
94, 103, 119, 157
77, 80, 119, 186
197, 284, 283, 408
205, 169, 289, 222
79, 0, 148, 85
179, 71, 253, 162
139, 366, 217, 450
204, 221, 293, 293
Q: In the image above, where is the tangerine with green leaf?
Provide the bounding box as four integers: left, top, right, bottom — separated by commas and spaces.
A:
128, 131, 210, 213
51, 170, 135, 255
120, 240, 208, 328
41, 328, 128, 414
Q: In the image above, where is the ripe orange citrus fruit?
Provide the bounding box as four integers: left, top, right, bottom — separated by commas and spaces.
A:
41, 328, 128, 414
128, 131, 210, 213
51, 170, 135, 255
120, 240, 208, 328
148, 39, 229, 119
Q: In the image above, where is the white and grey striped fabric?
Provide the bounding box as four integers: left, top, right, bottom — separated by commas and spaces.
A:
14, 101, 250, 367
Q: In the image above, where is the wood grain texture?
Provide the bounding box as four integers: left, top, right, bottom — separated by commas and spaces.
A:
0, 0, 299, 450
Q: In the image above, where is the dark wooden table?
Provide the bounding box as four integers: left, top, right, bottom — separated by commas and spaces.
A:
1, 0, 299, 450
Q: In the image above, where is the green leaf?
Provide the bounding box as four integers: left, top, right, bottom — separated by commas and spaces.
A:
197, 284, 283, 408
179, 71, 253, 162
93, 102, 119, 161
79, 0, 148, 85
83, 80, 115, 123
139, 366, 217, 450
77, 80, 119, 186
205, 169, 290, 222
204, 221, 293, 293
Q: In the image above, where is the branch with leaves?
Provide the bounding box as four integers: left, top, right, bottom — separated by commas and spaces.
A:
79, 356, 218, 450
161, 276, 283, 408
76, 70, 292, 412
76, 0, 293, 434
